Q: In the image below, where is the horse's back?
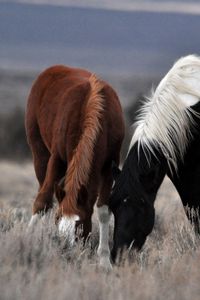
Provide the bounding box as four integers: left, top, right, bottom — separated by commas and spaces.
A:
26, 64, 122, 128
26, 65, 92, 110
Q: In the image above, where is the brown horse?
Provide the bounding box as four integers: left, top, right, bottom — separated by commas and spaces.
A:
25, 65, 125, 269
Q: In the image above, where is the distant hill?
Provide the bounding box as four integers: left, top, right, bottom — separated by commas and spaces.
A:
0, 2, 200, 76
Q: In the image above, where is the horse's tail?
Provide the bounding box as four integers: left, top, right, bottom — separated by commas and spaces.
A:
63, 74, 104, 216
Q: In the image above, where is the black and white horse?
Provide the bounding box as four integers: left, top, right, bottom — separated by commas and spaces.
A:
109, 55, 200, 261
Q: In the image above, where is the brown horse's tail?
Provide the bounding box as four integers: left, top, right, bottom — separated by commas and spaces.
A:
63, 74, 104, 217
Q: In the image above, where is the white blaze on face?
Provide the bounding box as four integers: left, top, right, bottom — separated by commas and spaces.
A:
58, 215, 79, 246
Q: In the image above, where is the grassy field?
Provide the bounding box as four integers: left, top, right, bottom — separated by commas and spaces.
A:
1, 160, 200, 300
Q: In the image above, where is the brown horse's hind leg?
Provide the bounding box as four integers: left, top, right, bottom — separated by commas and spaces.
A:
27, 122, 50, 188
32, 153, 64, 215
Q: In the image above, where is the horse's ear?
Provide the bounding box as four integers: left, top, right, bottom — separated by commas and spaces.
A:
54, 178, 65, 203
112, 161, 121, 181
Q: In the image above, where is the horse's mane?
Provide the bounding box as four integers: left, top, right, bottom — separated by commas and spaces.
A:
129, 55, 200, 170
64, 74, 104, 216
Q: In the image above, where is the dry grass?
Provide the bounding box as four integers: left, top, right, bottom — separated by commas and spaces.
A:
1, 161, 200, 300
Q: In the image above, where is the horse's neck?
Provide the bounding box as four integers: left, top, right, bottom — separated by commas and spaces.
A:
168, 126, 200, 207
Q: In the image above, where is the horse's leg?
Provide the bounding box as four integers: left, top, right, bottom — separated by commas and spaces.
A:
33, 153, 64, 213
30, 153, 64, 225
75, 214, 92, 241
81, 216, 92, 240
27, 122, 50, 187
74, 184, 98, 241
59, 190, 94, 245
96, 165, 113, 271
27, 122, 51, 226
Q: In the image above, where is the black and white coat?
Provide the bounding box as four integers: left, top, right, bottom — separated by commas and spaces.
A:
109, 55, 200, 261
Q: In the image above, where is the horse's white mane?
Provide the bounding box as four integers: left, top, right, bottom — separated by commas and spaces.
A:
130, 54, 200, 170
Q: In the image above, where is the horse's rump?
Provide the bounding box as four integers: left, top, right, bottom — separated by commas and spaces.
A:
26, 66, 92, 152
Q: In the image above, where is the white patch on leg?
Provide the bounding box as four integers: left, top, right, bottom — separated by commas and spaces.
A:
97, 205, 112, 271
28, 214, 41, 227
58, 215, 79, 246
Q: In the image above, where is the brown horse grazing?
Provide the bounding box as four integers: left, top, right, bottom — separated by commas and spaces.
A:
25, 65, 125, 269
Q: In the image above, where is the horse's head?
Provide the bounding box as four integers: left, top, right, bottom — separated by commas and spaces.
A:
109, 144, 167, 262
